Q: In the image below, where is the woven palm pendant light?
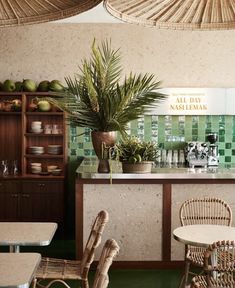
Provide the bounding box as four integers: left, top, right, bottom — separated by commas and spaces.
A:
0, 0, 102, 27
104, 0, 235, 30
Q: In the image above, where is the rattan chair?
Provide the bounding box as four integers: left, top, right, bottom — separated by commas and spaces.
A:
92, 239, 119, 288
191, 240, 235, 288
33, 210, 109, 288
179, 197, 232, 287
36, 239, 119, 288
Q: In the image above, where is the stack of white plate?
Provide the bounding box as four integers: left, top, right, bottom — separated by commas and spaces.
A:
47, 145, 63, 155
30, 163, 42, 174
31, 121, 43, 134
29, 146, 45, 155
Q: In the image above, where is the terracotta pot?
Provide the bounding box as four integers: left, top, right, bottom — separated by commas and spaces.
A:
122, 161, 153, 174
91, 131, 117, 173
91, 131, 117, 159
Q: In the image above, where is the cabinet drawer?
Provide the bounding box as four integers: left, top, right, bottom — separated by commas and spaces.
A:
0, 181, 5, 192
22, 181, 64, 194
0, 181, 21, 193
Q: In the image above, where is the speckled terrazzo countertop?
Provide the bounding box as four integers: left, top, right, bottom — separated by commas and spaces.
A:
76, 158, 235, 180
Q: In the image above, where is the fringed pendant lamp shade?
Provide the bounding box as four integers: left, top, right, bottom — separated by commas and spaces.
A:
0, 0, 102, 27
104, 0, 235, 30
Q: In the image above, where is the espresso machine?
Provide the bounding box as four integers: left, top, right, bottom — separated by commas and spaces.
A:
185, 142, 209, 168
207, 133, 219, 166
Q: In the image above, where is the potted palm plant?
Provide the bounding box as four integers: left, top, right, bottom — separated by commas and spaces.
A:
41, 40, 166, 172
116, 137, 159, 173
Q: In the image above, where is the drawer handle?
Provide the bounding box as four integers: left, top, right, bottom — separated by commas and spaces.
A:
37, 183, 45, 187
22, 194, 30, 198
11, 194, 18, 198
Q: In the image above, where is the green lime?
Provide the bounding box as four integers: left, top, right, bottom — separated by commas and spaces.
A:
135, 154, 142, 163
128, 156, 137, 164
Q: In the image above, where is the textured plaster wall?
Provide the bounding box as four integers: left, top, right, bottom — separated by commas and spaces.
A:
0, 23, 235, 87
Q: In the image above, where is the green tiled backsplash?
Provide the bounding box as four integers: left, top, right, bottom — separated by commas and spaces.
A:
68, 115, 235, 164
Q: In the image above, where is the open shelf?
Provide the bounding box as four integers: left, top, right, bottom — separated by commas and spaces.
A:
25, 133, 63, 137
26, 112, 63, 115
25, 154, 64, 158
0, 112, 21, 115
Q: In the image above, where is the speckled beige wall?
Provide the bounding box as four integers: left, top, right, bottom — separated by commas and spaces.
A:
1, 23, 235, 87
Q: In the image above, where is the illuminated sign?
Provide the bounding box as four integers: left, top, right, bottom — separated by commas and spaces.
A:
170, 92, 207, 112
148, 88, 235, 115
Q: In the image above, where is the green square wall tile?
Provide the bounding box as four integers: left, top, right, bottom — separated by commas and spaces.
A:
171, 116, 178, 134
130, 120, 138, 130
219, 150, 225, 156
219, 136, 225, 142
226, 143, 232, 149
67, 115, 235, 159
197, 135, 205, 142
225, 134, 232, 142
219, 157, 225, 164
225, 156, 231, 162
225, 149, 232, 156
219, 143, 225, 149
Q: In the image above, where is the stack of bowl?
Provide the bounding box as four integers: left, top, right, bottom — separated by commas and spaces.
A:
29, 146, 45, 155
47, 145, 63, 155
47, 165, 58, 172
30, 163, 42, 174
31, 121, 43, 134
51, 169, 62, 176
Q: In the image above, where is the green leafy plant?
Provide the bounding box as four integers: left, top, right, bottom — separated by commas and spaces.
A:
40, 39, 166, 137
115, 137, 159, 163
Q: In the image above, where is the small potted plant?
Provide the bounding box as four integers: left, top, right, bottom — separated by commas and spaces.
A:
116, 137, 159, 173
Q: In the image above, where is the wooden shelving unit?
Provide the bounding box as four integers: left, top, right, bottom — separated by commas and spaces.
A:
0, 92, 67, 230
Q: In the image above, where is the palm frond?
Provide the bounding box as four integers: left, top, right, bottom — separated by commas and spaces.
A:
38, 40, 167, 134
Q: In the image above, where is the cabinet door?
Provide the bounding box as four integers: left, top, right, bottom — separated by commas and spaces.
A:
0, 181, 20, 221
21, 181, 64, 222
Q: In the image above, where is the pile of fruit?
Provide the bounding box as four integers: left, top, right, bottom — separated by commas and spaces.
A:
0, 99, 22, 112
0, 79, 65, 92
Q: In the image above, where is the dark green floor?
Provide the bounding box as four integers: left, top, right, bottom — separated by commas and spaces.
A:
38, 269, 182, 288
1, 240, 183, 288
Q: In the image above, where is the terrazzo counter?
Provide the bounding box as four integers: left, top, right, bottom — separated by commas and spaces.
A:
75, 158, 235, 268
77, 158, 235, 180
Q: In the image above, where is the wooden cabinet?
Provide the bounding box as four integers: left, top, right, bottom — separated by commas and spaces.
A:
21, 181, 64, 222
0, 92, 67, 230
0, 180, 64, 225
0, 181, 19, 221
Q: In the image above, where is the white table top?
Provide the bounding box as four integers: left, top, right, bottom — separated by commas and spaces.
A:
0, 222, 57, 246
0, 253, 41, 288
173, 224, 235, 248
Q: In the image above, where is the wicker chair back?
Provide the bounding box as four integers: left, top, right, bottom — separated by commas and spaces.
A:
192, 240, 235, 287
92, 239, 119, 288
180, 197, 232, 226
80, 210, 109, 279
